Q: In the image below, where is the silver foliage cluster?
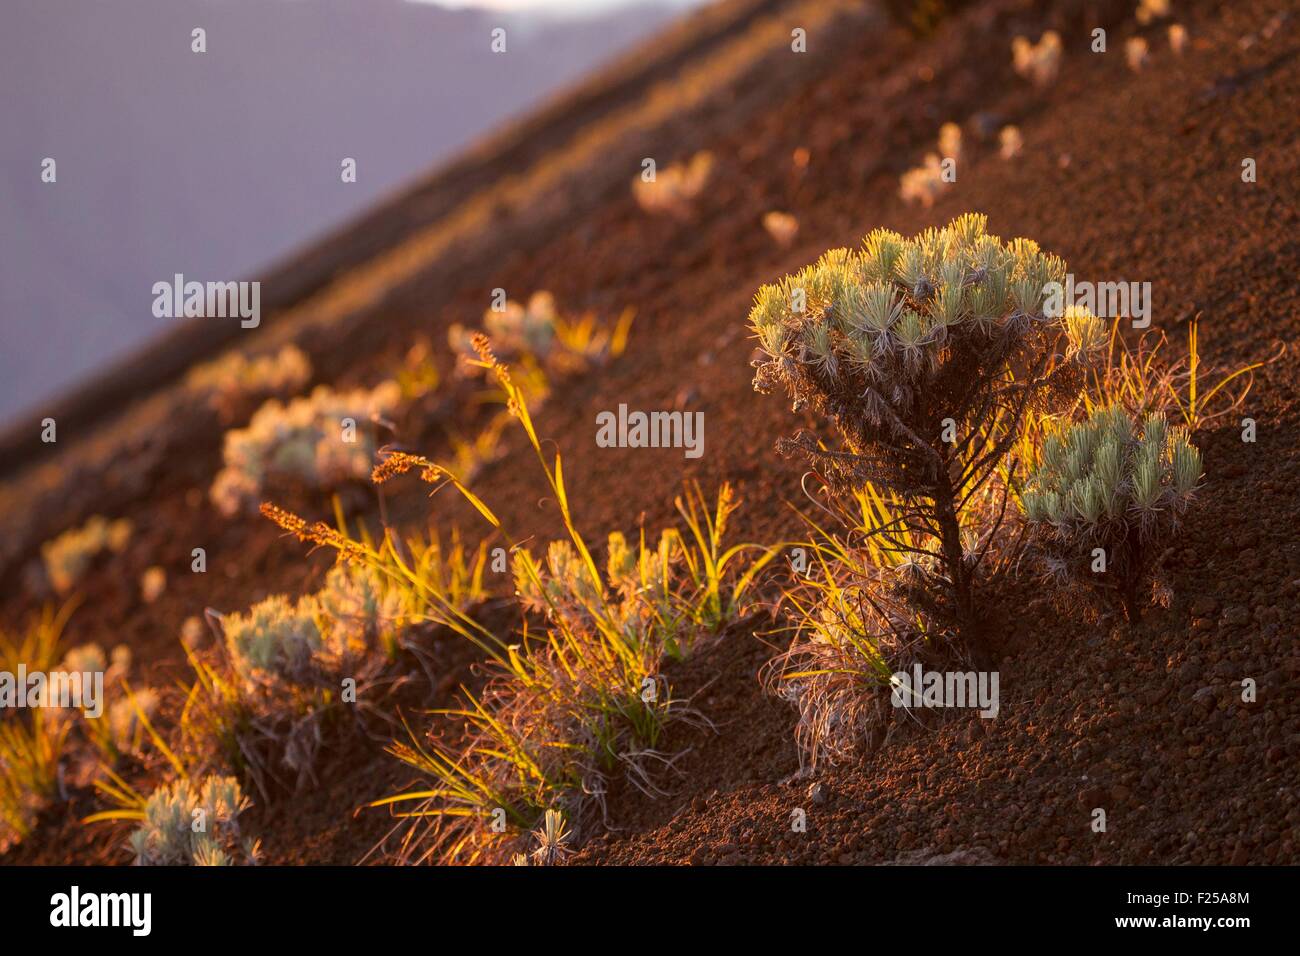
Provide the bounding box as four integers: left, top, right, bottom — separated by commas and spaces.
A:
128, 775, 258, 866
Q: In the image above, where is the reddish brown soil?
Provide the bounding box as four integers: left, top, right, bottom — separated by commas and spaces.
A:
3, 0, 1298, 865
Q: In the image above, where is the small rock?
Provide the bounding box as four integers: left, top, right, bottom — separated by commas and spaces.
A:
1079, 786, 1106, 808
1221, 606, 1250, 628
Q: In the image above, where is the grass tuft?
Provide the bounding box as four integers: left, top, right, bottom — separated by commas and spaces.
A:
361, 344, 775, 863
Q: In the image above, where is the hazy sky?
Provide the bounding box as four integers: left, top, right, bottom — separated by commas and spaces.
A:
0, 0, 698, 426
419, 0, 697, 10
